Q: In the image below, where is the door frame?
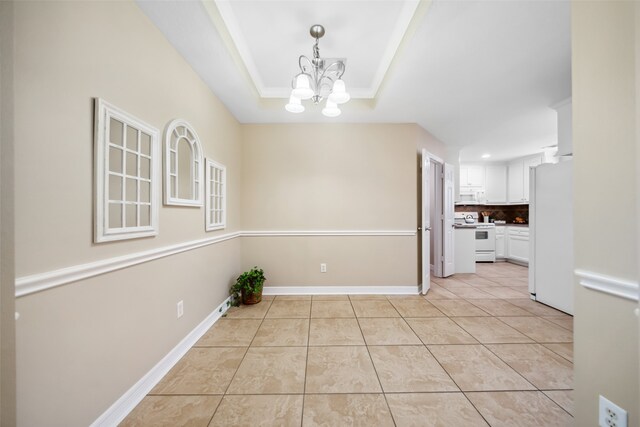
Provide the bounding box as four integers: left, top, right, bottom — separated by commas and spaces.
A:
420, 150, 445, 294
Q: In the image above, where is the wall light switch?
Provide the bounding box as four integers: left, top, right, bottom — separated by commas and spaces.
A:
177, 300, 184, 319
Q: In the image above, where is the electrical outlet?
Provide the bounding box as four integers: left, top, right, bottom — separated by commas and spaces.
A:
599, 395, 627, 427
320, 263, 327, 273
176, 300, 184, 319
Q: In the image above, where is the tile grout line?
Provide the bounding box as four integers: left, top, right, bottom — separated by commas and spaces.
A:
451, 284, 575, 420
403, 304, 493, 426
208, 298, 274, 422
300, 297, 313, 427
349, 295, 398, 427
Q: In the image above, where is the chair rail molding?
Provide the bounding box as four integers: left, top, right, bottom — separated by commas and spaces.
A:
15, 232, 241, 297
15, 229, 416, 297
575, 269, 639, 302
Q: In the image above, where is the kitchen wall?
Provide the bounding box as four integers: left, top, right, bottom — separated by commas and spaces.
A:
12, 2, 242, 426
572, 1, 638, 425
241, 124, 445, 288
455, 204, 529, 224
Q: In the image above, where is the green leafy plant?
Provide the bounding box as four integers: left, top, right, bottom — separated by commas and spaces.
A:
229, 266, 266, 306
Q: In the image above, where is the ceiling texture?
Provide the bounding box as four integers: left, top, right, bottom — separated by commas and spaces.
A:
137, 0, 571, 162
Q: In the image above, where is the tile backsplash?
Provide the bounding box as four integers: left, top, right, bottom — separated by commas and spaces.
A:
455, 204, 529, 224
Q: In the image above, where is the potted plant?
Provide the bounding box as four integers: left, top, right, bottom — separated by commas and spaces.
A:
230, 266, 266, 306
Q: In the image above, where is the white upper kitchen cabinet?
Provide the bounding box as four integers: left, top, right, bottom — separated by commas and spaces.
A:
508, 160, 524, 202
551, 97, 572, 157
484, 164, 507, 203
523, 156, 542, 201
508, 155, 542, 203
460, 165, 485, 187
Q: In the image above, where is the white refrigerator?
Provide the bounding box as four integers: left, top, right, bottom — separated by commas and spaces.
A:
528, 159, 574, 315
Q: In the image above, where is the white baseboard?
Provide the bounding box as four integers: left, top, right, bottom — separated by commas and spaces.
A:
90, 296, 231, 427
263, 285, 419, 295
575, 269, 639, 302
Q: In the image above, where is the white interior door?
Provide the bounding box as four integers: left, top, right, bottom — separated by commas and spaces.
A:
421, 149, 431, 294
442, 163, 455, 277
432, 162, 444, 277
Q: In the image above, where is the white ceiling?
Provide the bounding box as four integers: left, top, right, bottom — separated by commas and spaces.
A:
137, 0, 571, 162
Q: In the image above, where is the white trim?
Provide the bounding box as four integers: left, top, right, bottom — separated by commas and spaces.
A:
15, 232, 240, 297
15, 230, 416, 297
242, 230, 416, 237
575, 269, 639, 302
90, 297, 231, 427
263, 285, 419, 295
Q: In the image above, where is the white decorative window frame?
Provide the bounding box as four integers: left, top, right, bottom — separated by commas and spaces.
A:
94, 99, 160, 243
205, 159, 227, 231
164, 119, 204, 207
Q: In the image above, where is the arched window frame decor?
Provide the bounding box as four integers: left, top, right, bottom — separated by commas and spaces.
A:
164, 119, 204, 206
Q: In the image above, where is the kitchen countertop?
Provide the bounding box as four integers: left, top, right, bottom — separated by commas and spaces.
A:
494, 223, 529, 227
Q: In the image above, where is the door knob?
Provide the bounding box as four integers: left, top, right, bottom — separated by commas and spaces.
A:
418, 227, 422, 231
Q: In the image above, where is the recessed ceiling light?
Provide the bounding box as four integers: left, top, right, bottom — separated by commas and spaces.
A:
481, 153, 491, 159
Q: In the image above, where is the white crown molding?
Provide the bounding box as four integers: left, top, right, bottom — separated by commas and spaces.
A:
575, 269, 639, 302
15, 232, 241, 298
15, 230, 415, 297
242, 230, 416, 237
90, 297, 231, 427
263, 285, 419, 295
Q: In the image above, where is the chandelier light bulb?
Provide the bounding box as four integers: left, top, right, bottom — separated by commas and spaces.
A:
328, 79, 350, 104
285, 95, 305, 113
291, 75, 314, 100
322, 100, 341, 117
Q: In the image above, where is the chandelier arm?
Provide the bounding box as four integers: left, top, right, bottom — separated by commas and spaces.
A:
317, 61, 345, 83
298, 55, 313, 74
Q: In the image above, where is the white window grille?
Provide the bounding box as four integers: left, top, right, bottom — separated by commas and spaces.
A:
164, 119, 204, 206
205, 159, 226, 231
94, 99, 159, 242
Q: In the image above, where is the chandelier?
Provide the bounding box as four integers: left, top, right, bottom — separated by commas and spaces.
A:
285, 25, 350, 117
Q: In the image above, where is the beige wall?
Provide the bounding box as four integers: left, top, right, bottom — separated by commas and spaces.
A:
13, 2, 242, 426
0, 1, 17, 425
14, 2, 242, 277
572, 1, 638, 425
241, 124, 441, 287
11, 1, 450, 425
241, 124, 418, 230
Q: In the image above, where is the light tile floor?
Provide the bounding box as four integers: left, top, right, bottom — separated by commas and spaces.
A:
121, 263, 574, 427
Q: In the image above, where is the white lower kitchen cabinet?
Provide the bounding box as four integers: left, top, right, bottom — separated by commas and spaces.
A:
507, 227, 529, 263
495, 226, 506, 258
454, 227, 476, 273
